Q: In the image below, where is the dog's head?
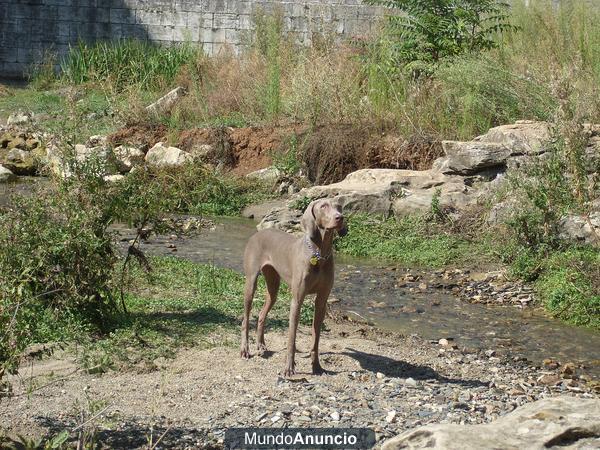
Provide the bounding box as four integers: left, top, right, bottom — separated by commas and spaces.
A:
301, 198, 347, 240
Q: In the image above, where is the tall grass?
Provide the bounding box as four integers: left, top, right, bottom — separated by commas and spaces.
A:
27, 0, 600, 137
60, 39, 202, 90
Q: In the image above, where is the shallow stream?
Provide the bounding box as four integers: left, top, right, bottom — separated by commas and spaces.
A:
2, 179, 599, 377
131, 216, 600, 378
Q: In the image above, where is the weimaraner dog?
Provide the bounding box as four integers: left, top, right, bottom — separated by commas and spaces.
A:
240, 198, 347, 376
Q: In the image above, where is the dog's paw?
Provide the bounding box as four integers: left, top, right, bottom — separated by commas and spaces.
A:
256, 343, 267, 356
240, 348, 251, 359
312, 363, 326, 375
280, 364, 296, 377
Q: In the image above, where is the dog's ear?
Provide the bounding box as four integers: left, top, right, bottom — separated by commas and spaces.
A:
301, 201, 319, 240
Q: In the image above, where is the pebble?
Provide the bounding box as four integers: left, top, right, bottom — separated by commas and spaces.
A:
404, 377, 418, 388
330, 411, 341, 421
386, 410, 397, 423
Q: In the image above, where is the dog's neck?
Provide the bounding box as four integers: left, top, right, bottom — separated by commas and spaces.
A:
309, 228, 335, 259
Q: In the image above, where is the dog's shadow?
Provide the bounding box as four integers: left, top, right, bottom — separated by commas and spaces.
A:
341, 347, 488, 387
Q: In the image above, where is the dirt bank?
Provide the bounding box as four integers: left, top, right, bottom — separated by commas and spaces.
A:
1, 318, 595, 449
107, 123, 442, 182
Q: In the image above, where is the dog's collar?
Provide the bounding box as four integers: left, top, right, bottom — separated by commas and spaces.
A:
304, 235, 331, 266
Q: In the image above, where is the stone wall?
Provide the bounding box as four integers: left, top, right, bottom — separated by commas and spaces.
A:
0, 0, 384, 78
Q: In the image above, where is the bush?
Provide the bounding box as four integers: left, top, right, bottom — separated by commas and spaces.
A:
366, 0, 516, 76
0, 179, 118, 377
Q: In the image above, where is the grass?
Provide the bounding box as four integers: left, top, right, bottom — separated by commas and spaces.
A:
78, 256, 314, 372
515, 247, 600, 329
335, 214, 489, 268
61, 39, 202, 91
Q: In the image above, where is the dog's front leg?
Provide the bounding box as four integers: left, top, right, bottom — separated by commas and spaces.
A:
311, 290, 330, 375
282, 285, 305, 377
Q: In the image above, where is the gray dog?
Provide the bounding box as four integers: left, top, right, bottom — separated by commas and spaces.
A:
241, 198, 347, 376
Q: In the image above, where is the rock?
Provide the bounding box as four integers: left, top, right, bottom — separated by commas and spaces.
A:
439, 141, 511, 175
475, 121, 551, 155
113, 145, 145, 173
242, 199, 287, 221
543, 359, 560, 370
189, 144, 215, 160
438, 339, 450, 346
146, 86, 186, 115
246, 166, 281, 183
330, 411, 341, 421
559, 212, 600, 246
75, 144, 116, 175
7, 111, 33, 126
6, 136, 26, 150
145, 142, 193, 167
0, 164, 16, 182
560, 363, 576, 377
87, 135, 108, 147
257, 206, 303, 233
485, 350, 496, 358
404, 377, 417, 388
537, 374, 561, 386
260, 167, 478, 230
3, 148, 39, 175
386, 410, 397, 423
382, 396, 600, 450
103, 174, 125, 183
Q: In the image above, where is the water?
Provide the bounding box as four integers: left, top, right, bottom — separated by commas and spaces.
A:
128, 216, 600, 378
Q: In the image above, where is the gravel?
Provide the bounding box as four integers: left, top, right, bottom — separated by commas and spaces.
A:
0, 319, 596, 449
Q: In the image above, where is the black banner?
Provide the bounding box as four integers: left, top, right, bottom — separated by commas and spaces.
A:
224, 428, 376, 449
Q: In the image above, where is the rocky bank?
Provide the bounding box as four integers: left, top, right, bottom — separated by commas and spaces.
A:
1, 319, 598, 449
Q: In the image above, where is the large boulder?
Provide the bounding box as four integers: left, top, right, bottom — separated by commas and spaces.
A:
145, 142, 193, 167
382, 396, 600, 450
0, 164, 16, 183
256, 168, 474, 231
436, 121, 553, 176
438, 141, 511, 175
257, 206, 303, 233
475, 120, 551, 155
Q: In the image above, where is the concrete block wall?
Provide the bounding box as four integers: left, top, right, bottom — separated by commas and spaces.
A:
0, 0, 385, 78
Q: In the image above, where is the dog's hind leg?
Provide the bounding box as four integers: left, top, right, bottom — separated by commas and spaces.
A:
240, 271, 259, 359
256, 265, 280, 356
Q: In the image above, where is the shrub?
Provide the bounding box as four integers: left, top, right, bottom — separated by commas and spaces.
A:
366, 0, 517, 76
0, 178, 118, 377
